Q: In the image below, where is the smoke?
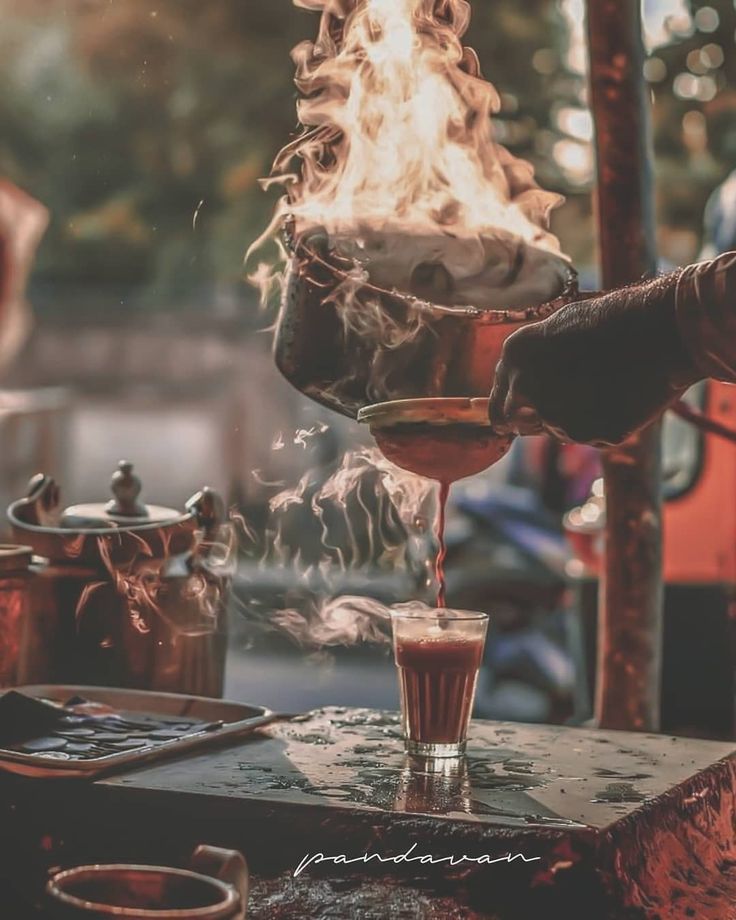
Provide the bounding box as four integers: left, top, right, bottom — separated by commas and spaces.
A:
236, 445, 442, 651
70, 442, 444, 656
322, 261, 426, 348
270, 595, 391, 650
264, 446, 437, 574
265, 595, 452, 651
76, 523, 238, 641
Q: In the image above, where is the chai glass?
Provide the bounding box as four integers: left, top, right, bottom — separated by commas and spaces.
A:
391, 608, 488, 760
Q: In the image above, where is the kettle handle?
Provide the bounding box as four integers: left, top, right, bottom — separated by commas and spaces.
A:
190, 845, 249, 919
185, 487, 225, 541
8, 473, 61, 528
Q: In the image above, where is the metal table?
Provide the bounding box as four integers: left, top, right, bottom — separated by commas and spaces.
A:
1, 708, 734, 918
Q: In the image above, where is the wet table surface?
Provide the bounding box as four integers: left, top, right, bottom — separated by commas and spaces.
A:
2, 707, 736, 918
101, 706, 733, 831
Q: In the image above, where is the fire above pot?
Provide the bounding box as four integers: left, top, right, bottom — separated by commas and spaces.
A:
259, 0, 584, 481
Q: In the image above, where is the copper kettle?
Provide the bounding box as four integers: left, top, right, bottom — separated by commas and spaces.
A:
6, 462, 231, 697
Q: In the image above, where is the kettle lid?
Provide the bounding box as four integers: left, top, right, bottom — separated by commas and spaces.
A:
59, 461, 181, 529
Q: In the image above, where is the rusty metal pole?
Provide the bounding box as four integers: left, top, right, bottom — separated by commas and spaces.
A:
586, 1, 662, 731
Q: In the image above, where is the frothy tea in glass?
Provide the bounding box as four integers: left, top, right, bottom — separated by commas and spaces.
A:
391, 607, 488, 759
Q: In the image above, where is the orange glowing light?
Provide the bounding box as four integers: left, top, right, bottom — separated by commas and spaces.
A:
250, 0, 571, 310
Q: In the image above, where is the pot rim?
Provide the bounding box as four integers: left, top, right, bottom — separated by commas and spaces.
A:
358, 397, 492, 429
284, 225, 580, 325
46, 864, 239, 919
281, 220, 583, 325
7, 501, 193, 537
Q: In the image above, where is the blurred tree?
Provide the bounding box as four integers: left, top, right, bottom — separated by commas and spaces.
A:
0, 0, 312, 309
0, 0, 588, 309
647, 0, 736, 262
467, 0, 587, 193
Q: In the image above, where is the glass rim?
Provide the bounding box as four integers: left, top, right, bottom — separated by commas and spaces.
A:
389, 608, 489, 623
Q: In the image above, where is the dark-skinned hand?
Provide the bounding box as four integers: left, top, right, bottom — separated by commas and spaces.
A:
489, 272, 702, 447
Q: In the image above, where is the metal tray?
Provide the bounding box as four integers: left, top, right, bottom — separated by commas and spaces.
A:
0, 685, 279, 779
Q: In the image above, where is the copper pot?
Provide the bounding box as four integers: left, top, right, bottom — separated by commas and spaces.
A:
46, 845, 248, 919
275, 234, 580, 419
277, 234, 584, 480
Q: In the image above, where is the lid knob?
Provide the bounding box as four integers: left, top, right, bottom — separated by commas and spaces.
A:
106, 461, 148, 518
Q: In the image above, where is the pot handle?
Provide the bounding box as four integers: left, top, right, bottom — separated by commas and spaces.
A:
185, 487, 225, 541
190, 845, 249, 919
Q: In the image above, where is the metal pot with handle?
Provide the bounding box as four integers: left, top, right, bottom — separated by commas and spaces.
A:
46, 845, 249, 919
7, 462, 232, 698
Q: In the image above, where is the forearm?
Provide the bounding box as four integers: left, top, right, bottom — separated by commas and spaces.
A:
675, 251, 736, 384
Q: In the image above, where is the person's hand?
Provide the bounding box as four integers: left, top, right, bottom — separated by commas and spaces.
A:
489, 274, 701, 447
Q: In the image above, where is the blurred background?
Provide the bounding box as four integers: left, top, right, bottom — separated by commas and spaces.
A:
0, 0, 735, 729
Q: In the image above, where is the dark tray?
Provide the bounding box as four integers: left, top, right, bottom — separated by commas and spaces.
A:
0, 685, 279, 779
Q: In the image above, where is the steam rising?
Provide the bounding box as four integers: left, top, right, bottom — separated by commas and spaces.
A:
238, 447, 443, 650
271, 595, 391, 649
269, 596, 454, 651
265, 446, 437, 574
76, 525, 237, 641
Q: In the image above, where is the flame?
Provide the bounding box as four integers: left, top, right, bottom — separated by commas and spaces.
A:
251, 0, 571, 309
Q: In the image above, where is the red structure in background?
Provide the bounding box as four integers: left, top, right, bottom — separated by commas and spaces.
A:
565, 379, 736, 737
665, 382, 736, 584
566, 381, 736, 585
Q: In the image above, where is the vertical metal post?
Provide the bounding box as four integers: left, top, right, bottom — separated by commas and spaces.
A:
587, 1, 662, 731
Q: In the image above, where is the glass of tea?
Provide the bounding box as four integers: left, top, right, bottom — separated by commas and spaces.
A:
391, 607, 488, 760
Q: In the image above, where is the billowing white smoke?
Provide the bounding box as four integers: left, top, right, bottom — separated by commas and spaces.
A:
271, 595, 391, 649
238, 447, 443, 650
